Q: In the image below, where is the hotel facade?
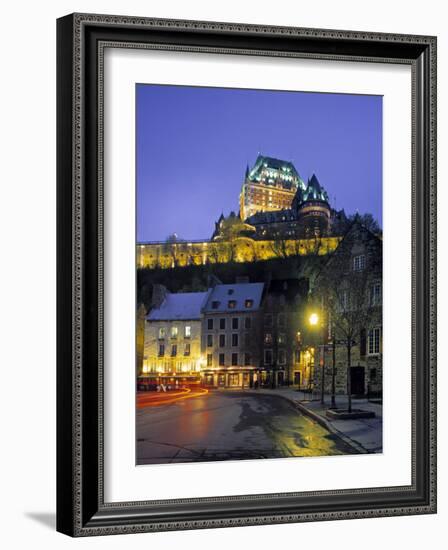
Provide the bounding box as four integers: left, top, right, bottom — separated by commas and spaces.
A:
200, 281, 264, 388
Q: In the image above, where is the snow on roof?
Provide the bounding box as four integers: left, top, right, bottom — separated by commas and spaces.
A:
147, 291, 209, 321
203, 283, 265, 313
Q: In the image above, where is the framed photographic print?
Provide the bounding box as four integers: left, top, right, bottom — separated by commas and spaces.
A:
56, 13, 437, 536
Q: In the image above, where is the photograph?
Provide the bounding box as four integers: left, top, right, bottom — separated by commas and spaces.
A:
54, 9, 437, 538
135, 84, 383, 465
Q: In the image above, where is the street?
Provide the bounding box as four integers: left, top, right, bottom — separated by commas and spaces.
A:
136, 391, 357, 464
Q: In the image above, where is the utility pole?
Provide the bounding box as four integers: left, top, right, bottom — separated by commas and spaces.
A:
331, 335, 336, 408
347, 340, 352, 413
320, 346, 325, 405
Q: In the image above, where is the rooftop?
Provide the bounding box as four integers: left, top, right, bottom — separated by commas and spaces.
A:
147, 291, 209, 321
202, 283, 265, 313
246, 155, 305, 190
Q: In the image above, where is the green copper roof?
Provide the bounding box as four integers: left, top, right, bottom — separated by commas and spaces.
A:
246, 155, 306, 191
302, 174, 329, 203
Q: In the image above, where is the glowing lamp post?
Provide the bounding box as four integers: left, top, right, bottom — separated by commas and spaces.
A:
309, 311, 326, 404
309, 313, 319, 326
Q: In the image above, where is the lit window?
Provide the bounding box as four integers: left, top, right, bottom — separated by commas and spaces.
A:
264, 333, 273, 345
207, 354, 213, 367
368, 327, 381, 355
158, 327, 166, 340
171, 326, 178, 339
353, 254, 366, 271
245, 299, 254, 308
184, 325, 191, 338
278, 333, 285, 344
228, 300, 236, 309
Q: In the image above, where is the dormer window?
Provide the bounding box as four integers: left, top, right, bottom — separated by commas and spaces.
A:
227, 289, 234, 295
211, 301, 220, 309
245, 299, 253, 308
228, 300, 236, 309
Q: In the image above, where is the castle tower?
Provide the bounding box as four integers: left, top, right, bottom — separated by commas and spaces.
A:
239, 155, 306, 221
294, 174, 331, 236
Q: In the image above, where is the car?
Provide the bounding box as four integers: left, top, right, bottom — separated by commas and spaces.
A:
136, 378, 158, 391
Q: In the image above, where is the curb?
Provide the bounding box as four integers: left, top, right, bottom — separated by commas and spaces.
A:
244, 390, 370, 455
292, 400, 369, 454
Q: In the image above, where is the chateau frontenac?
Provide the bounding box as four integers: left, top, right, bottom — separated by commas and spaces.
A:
137, 155, 352, 269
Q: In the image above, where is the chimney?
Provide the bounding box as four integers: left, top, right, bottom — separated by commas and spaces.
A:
151, 284, 167, 308
207, 274, 222, 288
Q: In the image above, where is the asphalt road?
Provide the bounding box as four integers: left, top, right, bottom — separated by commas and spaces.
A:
136, 391, 357, 464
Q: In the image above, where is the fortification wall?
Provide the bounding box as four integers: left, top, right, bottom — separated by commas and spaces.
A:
137, 236, 341, 269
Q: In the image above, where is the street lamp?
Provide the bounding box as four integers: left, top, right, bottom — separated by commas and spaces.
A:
309, 312, 319, 326
309, 311, 325, 405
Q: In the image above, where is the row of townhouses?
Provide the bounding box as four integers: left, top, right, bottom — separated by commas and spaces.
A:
140, 222, 382, 394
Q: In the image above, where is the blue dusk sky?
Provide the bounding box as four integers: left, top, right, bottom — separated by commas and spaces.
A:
136, 84, 382, 242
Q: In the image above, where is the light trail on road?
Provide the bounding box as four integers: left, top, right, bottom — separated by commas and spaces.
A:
137, 387, 209, 409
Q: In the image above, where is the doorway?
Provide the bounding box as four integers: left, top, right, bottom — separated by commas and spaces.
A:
350, 366, 365, 395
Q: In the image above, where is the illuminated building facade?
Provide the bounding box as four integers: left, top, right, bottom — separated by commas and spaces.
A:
245, 173, 334, 239
136, 155, 350, 269
200, 282, 264, 388
142, 287, 208, 385
239, 155, 306, 220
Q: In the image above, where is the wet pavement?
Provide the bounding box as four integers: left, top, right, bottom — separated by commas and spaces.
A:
136, 391, 358, 464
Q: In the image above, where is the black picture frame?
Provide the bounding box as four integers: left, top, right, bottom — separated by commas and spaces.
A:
57, 13, 437, 537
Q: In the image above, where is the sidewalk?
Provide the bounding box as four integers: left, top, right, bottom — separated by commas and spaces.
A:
252, 387, 383, 454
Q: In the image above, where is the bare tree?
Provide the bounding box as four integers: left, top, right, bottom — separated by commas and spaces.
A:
268, 233, 290, 259
314, 228, 379, 412
162, 233, 185, 267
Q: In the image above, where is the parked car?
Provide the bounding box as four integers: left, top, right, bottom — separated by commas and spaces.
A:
136, 378, 158, 391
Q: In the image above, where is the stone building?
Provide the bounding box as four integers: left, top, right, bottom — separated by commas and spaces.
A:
245, 174, 342, 240
259, 279, 309, 388
200, 281, 265, 388
142, 286, 209, 386
239, 155, 305, 220
310, 221, 383, 397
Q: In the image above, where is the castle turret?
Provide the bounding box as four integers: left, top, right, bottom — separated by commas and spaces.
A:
295, 174, 331, 236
